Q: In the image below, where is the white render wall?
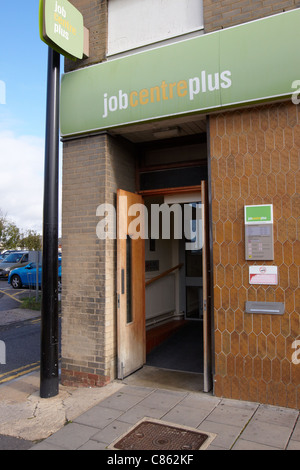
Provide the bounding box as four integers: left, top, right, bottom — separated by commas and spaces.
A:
108, 0, 204, 56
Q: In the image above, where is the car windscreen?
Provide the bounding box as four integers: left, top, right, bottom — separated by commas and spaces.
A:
2, 253, 12, 260
3, 253, 24, 263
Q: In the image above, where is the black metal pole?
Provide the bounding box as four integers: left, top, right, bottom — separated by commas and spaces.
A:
40, 47, 60, 398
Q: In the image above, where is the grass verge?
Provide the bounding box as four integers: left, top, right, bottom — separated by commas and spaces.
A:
20, 295, 42, 311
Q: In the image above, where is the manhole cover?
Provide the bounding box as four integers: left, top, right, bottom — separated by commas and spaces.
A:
109, 418, 216, 450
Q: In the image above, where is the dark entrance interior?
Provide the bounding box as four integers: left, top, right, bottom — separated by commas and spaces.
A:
146, 321, 203, 374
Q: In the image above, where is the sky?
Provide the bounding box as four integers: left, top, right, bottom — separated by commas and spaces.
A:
0, 1, 63, 235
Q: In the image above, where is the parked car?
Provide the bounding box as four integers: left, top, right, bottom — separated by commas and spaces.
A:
8, 259, 62, 291
0, 251, 29, 279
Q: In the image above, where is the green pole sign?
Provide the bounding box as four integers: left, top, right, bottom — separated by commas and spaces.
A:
39, 0, 84, 59
60, 9, 300, 137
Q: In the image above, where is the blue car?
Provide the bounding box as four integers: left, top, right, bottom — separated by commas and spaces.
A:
8, 259, 62, 291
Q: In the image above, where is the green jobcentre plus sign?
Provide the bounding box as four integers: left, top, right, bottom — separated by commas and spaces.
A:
40, 0, 84, 59
60, 9, 300, 137
244, 205, 273, 224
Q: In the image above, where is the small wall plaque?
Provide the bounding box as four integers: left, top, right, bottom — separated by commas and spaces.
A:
249, 266, 278, 285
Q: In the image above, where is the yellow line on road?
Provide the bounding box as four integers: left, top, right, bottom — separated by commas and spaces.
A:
0, 289, 23, 303
12, 289, 26, 297
0, 364, 40, 384
0, 355, 61, 384
0, 361, 40, 379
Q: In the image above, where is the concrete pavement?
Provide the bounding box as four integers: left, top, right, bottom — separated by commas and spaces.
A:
0, 306, 299, 451
0, 369, 298, 451
0, 370, 124, 449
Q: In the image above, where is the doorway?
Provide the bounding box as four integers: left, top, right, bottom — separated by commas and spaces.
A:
117, 182, 212, 392
144, 188, 207, 386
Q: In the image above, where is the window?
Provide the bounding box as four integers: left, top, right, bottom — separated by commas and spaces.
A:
108, 0, 204, 56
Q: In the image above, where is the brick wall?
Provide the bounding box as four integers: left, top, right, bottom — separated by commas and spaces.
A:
61, 0, 136, 388
65, 0, 108, 72
61, 134, 135, 387
203, 0, 300, 32
209, 101, 300, 408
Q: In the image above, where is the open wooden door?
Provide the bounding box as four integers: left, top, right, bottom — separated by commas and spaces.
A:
117, 189, 146, 379
201, 181, 213, 392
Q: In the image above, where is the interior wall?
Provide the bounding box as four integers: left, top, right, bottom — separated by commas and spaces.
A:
144, 197, 181, 324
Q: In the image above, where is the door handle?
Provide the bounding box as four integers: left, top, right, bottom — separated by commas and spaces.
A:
121, 269, 125, 294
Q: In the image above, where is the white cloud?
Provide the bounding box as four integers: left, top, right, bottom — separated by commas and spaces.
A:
0, 130, 45, 233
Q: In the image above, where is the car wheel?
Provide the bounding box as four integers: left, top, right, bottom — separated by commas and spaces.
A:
11, 274, 22, 289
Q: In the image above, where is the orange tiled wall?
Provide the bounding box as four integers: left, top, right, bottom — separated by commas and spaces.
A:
210, 101, 300, 409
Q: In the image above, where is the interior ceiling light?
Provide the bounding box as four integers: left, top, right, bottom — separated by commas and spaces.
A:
153, 127, 180, 139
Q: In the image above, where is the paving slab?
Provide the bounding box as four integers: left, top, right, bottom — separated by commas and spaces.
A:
219, 398, 259, 410
78, 440, 108, 450
240, 419, 294, 449
232, 438, 280, 450
74, 404, 124, 429
30, 441, 67, 450
91, 420, 132, 445
291, 418, 300, 441
96, 389, 150, 412
161, 404, 212, 428
116, 404, 167, 424
206, 402, 257, 428
195, 420, 243, 450
118, 385, 155, 397
179, 393, 221, 411
135, 389, 187, 411
252, 404, 299, 428
39, 422, 99, 450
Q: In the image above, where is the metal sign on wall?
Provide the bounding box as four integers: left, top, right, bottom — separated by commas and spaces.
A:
245, 205, 274, 261
39, 0, 84, 59
60, 9, 300, 137
249, 266, 278, 285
